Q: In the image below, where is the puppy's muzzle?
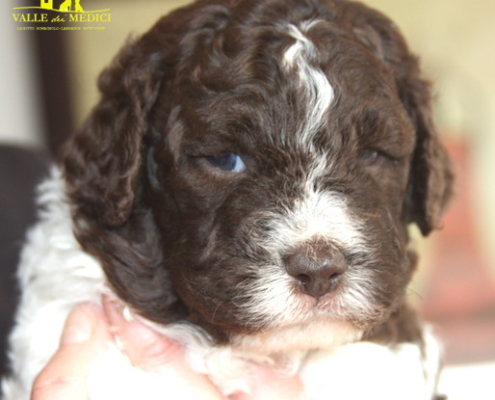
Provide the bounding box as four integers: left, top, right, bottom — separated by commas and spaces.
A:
284, 241, 347, 298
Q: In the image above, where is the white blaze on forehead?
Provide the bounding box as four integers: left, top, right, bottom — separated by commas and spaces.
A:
283, 22, 335, 145
278, 23, 363, 253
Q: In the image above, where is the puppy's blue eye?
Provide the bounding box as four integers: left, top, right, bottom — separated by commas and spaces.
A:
206, 154, 246, 172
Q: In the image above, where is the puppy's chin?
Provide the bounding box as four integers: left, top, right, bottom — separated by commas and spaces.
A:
231, 319, 363, 355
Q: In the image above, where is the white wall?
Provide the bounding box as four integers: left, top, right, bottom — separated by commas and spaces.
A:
0, 0, 45, 149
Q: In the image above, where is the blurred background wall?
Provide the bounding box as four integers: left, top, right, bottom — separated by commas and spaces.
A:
2, 0, 495, 372
1, 0, 45, 149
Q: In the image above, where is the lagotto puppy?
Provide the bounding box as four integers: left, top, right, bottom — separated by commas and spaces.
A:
3, 0, 453, 399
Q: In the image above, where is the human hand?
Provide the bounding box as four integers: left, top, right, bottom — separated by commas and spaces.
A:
31, 299, 302, 400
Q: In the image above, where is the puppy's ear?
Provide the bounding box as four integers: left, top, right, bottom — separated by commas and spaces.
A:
349, 4, 454, 235
62, 36, 167, 227
400, 74, 454, 236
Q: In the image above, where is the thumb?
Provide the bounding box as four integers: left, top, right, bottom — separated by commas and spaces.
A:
31, 303, 112, 400
102, 297, 183, 369
102, 297, 223, 399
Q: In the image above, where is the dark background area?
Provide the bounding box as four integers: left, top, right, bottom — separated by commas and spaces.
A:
0, 20, 71, 375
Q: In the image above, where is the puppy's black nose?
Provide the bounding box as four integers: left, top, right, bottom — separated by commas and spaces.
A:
284, 242, 347, 298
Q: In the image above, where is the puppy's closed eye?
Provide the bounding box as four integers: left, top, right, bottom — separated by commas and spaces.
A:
358, 148, 400, 165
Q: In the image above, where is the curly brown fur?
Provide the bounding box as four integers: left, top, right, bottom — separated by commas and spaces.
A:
63, 0, 452, 354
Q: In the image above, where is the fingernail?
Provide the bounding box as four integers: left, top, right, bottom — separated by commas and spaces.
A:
61, 303, 100, 345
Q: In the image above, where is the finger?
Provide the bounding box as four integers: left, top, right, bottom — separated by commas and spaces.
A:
31, 303, 111, 400
102, 297, 223, 399
231, 365, 304, 400
102, 296, 183, 368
